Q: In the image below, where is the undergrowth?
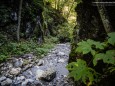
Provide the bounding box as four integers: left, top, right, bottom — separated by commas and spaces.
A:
0, 36, 58, 62
67, 32, 115, 86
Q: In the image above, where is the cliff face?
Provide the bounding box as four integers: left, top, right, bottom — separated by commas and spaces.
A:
0, 0, 67, 42
0, 0, 44, 40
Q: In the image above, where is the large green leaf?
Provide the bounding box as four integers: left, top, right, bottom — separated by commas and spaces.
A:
76, 40, 93, 54
93, 50, 115, 66
66, 62, 78, 71
108, 32, 115, 45
93, 42, 106, 49
93, 53, 105, 66
103, 50, 115, 64
76, 39, 105, 55
67, 59, 98, 85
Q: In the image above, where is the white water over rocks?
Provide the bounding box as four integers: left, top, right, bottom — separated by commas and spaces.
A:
0, 43, 74, 86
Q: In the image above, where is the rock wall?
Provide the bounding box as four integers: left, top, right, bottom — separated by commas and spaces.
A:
0, 0, 44, 41
0, 0, 67, 43
69, 0, 115, 62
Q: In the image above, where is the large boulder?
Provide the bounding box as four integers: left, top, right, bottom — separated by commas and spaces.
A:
40, 68, 56, 82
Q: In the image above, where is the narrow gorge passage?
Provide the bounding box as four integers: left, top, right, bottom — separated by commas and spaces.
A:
0, 43, 74, 86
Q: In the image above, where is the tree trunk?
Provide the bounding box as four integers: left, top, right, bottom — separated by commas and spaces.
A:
96, 0, 113, 33
17, 0, 23, 41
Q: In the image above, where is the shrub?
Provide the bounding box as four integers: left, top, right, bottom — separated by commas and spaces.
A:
67, 32, 115, 85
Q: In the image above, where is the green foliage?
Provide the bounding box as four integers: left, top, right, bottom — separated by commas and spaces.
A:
0, 6, 10, 24
75, 0, 82, 4
67, 32, 115, 85
76, 40, 93, 54
0, 36, 57, 62
76, 39, 106, 55
57, 23, 74, 42
44, 36, 59, 43
93, 50, 115, 66
33, 0, 44, 8
0, 55, 8, 62
67, 59, 98, 84
0, 33, 8, 46
108, 32, 115, 45
108, 66, 115, 73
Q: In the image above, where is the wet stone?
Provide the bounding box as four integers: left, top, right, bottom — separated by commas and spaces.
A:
58, 52, 65, 56
13, 76, 25, 84
22, 54, 34, 59
21, 79, 34, 86
0, 43, 73, 86
0, 76, 6, 82
13, 58, 23, 67
1, 78, 12, 86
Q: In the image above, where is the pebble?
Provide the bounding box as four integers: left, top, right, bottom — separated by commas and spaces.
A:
58, 52, 65, 56
58, 59, 65, 63
16, 76, 25, 81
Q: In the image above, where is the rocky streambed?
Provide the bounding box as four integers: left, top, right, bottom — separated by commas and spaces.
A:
0, 43, 74, 86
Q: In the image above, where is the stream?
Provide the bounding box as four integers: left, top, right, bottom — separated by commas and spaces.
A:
0, 43, 74, 86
